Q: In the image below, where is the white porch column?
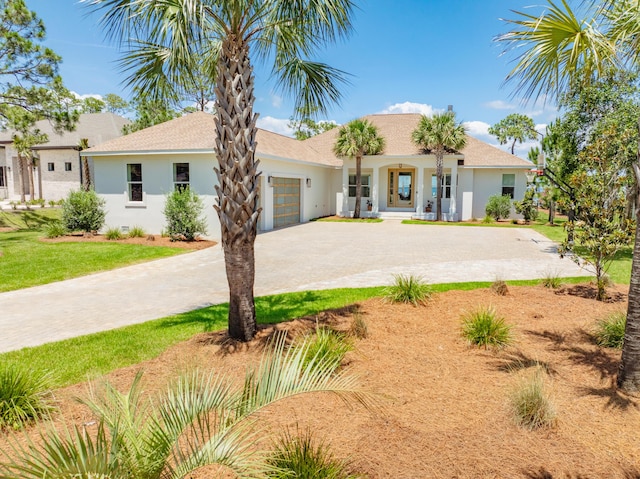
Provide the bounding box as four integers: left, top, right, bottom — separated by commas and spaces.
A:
341, 162, 350, 216
416, 165, 424, 214
450, 162, 458, 219
372, 166, 379, 213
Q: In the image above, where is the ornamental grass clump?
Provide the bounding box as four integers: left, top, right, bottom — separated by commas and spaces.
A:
384, 274, 432, 306
44, 221, 66, 238
0, 363, 53, 430
594, 311, 626, 349
461, 306, 513, 349
104, 226, 124, 240
301, 327, 353, 373
127, 225, 145, 238
510, 368, 557, 430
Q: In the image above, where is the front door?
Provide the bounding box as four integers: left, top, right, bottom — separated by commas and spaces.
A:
387, 168, 414, 208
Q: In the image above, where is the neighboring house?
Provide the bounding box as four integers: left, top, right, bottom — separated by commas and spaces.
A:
0, 113, 130, 201
83, 111, 533, 240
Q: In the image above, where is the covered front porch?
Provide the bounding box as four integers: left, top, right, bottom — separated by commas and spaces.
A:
337, 159, 461, 221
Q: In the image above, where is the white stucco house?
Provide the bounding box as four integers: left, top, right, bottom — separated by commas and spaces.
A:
0, 113, 129, 201
82, 111, 533, 240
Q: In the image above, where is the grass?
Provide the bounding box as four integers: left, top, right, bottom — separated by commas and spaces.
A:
594, 311, 626, 349
104, 226, 124, 240
0, 363, 53, 430
383, 274, 432, 306
510, 368, 557, 430
128, 225, 146, 238
0, 209, 186, 292
461, 306, 513, 349
300, 327, 353, 372
314, 216, 383, 223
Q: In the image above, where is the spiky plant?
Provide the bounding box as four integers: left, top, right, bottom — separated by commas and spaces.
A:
461, 306, 513, 350
384, 274, 431, 306
0, 363, 53, 431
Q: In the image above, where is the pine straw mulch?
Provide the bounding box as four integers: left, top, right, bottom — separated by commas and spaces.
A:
2, 284, 640, 478
40, 233, 216, 250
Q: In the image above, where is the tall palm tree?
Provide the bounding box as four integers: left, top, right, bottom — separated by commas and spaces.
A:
495, 0, 640, 391
78, 138, 91, 191
333, 119, 385, 218
89, 0, 355, 341
412, 112, 467, 222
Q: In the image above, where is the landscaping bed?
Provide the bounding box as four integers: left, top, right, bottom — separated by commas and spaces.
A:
2, 284, 638, 478
40, 233, 216, 250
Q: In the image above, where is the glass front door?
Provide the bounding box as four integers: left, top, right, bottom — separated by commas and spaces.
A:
388, 168, 414, 208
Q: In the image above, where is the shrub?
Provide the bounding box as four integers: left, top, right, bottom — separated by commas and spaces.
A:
128, 225, 145, 238
105, 226, 124, 240
45, 221, 67, 239
61, 189, 106, 233
514, 188, 538, 222
267, 429, 360, 479
510, 369, 556, 430
481, 215, 494, 224
540, 272, 563, 289
163, 187, 207, 241
384, 274, 431, 306
301, 327, 353, 373
48, 200, 56, 207
461, 306, 512, 349
594, 311, 626, 349
491, 279, 509, 296
350, 313, 368, 339
0, 363, 53, 430
485, 194, 511, 221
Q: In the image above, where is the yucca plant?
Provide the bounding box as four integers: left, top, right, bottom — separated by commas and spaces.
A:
0, 363, 53, 431
0, 334, 373, 478
461, 306, 513, 350
510, 368, 557, 430
383, 274, 431, 306
594, 311, 626, 349
267, 429, 361, 479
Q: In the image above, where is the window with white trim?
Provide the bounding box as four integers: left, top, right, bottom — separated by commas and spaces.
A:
127, 163, 143, 202
431, 174, 451, 199
348, 174, 371, 197
502, 174, 515, 199
65, 162, 72, 171
173, 163, 189, 191
47, 162, 54, 172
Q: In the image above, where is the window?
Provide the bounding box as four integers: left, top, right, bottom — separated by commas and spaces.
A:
502, 174, 515, 199
0, 166, 5, 187
65, 162, 72, 171
348, 174, 370, 197
173, 162, 189, 191
431, 174, 451, 199
127, 163, 143, 202
47, 162, 54, 172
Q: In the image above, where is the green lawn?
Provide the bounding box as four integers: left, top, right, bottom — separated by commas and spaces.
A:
0, 209, 186, 292
314, 216, 383, 223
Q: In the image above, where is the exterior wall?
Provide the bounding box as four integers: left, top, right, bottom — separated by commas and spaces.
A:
470, 168, 528, 219
91, 152, 334, 240
457, 168, 475, 220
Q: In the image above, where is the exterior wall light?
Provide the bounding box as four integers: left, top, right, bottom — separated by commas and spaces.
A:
267, 175, 273, 186
306, 178, 311, 187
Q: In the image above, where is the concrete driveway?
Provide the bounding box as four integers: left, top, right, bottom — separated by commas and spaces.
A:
0, 221, 588, 352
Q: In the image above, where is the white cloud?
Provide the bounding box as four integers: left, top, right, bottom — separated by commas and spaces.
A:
462, 120, 490, 137
485, 100, 516, 110
271, 94, 283, 108
71, 91, 103, 101
257, 116, 294, 136
378, 102, 442, 116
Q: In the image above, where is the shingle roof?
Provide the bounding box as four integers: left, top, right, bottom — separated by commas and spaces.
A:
0, 113, 129, 149
85, 111, 338, 167
304, 113, 533, 168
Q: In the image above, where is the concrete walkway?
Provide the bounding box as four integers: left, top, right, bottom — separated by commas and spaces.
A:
0, 221, 589, 352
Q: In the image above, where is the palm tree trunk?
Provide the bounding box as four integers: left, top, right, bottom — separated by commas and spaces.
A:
436, 155, 443, 222
354, 155, 362, 218
17, 154, 25, 203
213, 36, 261, 342
83, 158, 91, 191
28, 157, 35, 201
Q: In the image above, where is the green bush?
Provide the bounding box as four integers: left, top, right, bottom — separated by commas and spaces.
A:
513, 188, 538, 222
45, 221, 67, 238
128, 225, 145, 238
301, 327, 353, 373
0, 363, 53, 430
267, 429, 361, 479
105, 226, 124, 240
61, 189, 106, 233
485, 194, 512, 221
510, 369, 556, 430
163, 187, 207, 241
461, 306, 512, 349
594, 311, 626, 349
384, 274, 431, 306
481, 215, 494, 224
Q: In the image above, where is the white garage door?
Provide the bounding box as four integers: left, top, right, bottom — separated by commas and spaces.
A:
273, 177, 300, 228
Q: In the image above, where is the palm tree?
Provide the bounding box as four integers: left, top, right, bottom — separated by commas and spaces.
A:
0, 334, 373, 478
89, 0, 355, 342
78, 138, 91, 191
333, 119, 385, 218
495, 0, 640, 391
411, 112, 467, 222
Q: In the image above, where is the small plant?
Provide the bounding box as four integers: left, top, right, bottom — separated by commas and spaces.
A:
485, 194, 511, 221
350, 312, 368, 339
514, 188, 538, 222
9, 201, 17, 210
61, 189, 106, 233
384, 274, 431, 306
491, 279, 509, 296
45, 221, 67, 239
461, 306, 512, 349
510, 368, 557, 430
267, 429, 360, 479
104, 226, 124, 240
163, 187, 207, 241
48, 200, 56, 207
301, 327, 353, 372
0, 363, 53, 430
594, 311, 626, 349
481, 214, 494, 224
540, 271, 563, 289
127, 225, 146, 238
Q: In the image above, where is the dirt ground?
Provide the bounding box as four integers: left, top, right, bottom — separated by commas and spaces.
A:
3, 284, 640, 478
40, 233, 216, 250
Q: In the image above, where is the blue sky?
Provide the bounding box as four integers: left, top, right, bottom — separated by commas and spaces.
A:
27, 0, 556, 157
